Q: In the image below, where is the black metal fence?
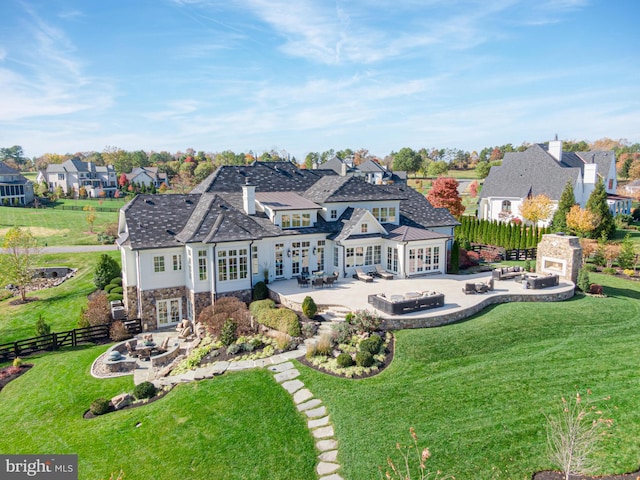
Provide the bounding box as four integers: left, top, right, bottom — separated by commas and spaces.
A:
0, 318, 142, 363
468, 244, 537, 261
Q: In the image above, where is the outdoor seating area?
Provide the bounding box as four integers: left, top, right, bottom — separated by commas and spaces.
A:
373, 265, 394, 280
524, 273, 559, 289
354, 268, 374, 282
296, 271, 339, 289
492, 266, 526, 281
368, 291, 445, 315
462, 278, 494, 294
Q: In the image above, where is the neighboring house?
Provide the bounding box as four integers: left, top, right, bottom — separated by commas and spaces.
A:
315, 156, 406, 185
117, 161, 458, 330
622, 179, 640, 198
0, 162, 34, 206
37, 159, 117, 198
478, 140, 632, 226
125, 166, 169, 189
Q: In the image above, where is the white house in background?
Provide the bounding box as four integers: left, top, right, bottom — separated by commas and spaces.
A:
117, 161, 458, 330
125, 166, 169, 189
0, 162, 34, 206
315, 157, 407, 185
37, 159, 117, 198
478, 140, 632, 226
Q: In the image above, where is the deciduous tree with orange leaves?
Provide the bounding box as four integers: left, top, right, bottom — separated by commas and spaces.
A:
519, 194, 553, 225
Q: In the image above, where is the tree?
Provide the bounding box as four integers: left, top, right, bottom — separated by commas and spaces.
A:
585, 179, 615, 239
304, 152, 320, 169
118, 173, 128, 187
617, 233, 635, 269
80, 290, 112, 327
565, 205, 596, 238
545, 390, 612, 480
426, 177, 465, 217
0, 226, 40, 302
519, 194, 553, 226
468, 180, 478, 198
194, 161, 214, 183
426, 160, 448, 177
84, 205, 97, 233
392, 147, 421, 175
550, 181, 576, 233
0, 145, 28, 169
94, 254, 121, 290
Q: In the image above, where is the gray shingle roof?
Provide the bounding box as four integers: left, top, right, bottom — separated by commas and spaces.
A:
121, 161, 459, 250
304, 175, 403, 203
384, 225, 450, 242
331, 208, 371, 242
0, 162, 30, 185
480, 144, 581, 201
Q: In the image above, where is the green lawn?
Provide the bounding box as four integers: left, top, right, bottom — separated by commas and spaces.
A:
0, 202, 122, 245
0, 251, 118, 343
299, 273, 640, 479
0, 346, 316, 480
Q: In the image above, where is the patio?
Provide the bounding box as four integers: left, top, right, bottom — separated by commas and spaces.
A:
267, 271, 576, 330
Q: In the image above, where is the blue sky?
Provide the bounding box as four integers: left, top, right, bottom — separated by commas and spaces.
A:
1, 0, 638, 161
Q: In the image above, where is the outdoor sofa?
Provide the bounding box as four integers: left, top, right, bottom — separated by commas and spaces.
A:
492, 266, 525, 280
368, 291, 445, 315
525, 273, 559, 289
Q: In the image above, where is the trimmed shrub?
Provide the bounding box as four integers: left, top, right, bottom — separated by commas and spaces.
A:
260, 308, 301, 337
104, 284, 116, 293
110, 277, 122, 286
219, 319, 238, 346
355, 351, 374, 367
107, 293, 124, 302
602, 267, 617, 275
249, 299, 275, 321
583, 264, 597, 272
226, 343, 241, 355
589, 284, 604, 295
350, 310, 382, 334
110, 286, 124, 294
302, 296, 318, 318
132, 381, 157, 400
90, 398, 111, 416
359, 334, 383, 355
109, 321, 130, 342
336, 352, 354, 368
12, 357, 22, 367
301, 322, 318, 339
253, 281, 268, 301
82, 291, 111, 326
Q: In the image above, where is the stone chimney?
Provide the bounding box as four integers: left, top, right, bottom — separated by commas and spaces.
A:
548, 139, 563, 162
242, 179, 256, 215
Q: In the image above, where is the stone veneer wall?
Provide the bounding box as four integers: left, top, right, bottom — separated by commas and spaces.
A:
536, 234, 582, 284
124, 286, 138, 319
140, 287, 187, 331
193, 291, 212, 321
216, 289, 253, 304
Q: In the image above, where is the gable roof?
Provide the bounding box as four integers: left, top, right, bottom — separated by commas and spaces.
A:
0, 162, 30, 185
480, 144, 581, 201
255, 192, 322, 211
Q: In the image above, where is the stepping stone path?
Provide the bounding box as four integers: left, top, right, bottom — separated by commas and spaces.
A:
268, 360, 343, 480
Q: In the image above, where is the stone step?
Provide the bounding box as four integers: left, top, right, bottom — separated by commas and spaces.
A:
318, 450, 338, 462
317, 462, 340, 476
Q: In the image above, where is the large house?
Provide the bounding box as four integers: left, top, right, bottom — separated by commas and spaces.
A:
125, 166, 169, 189
478, 140, 632, 225
316, 157, 406, 185
117, 161, 458, 330
0, 162, 34, 206
37, 159, 117, 198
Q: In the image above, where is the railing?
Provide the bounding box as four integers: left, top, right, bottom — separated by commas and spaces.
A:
468, 244, 537, 261
0, 319, 142, 363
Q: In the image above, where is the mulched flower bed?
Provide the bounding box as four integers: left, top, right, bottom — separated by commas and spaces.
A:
532, 469, 640, 479
83, 387, 172, 419
298, 333, 395, 379
0, 364, 33, 392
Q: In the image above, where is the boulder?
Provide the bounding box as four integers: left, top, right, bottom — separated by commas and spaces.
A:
111, 393, 132, 410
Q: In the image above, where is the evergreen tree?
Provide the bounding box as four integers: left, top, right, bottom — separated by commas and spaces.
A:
449, 240, 460, 274
618, 233, 636, 269
576, 267, 591, 292
94, 254, 122, 290
585, 179, 616, 239
550, 181, 576, 233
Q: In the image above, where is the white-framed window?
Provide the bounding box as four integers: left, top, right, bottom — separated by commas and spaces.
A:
333, 246, 339, 268
330, 209, 338, 219
316, 240, 325, 271
282, 214, 291, 228
153, 255, 165, 273
372, 207, 396, 223
157, 298, 181, 326
173, 254, 182, 271
252, 245, 259, 276
408, 246, 440, 274
282, 212, 311, 228
361, 223, 368, 233
346, 245, 380, 268
374, 245, 381, 264
501, 200, 511, 213
387, 246, 398, 272
198, 250, 207, 281
187, 250, 193, 281
217, 248, 248, 281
